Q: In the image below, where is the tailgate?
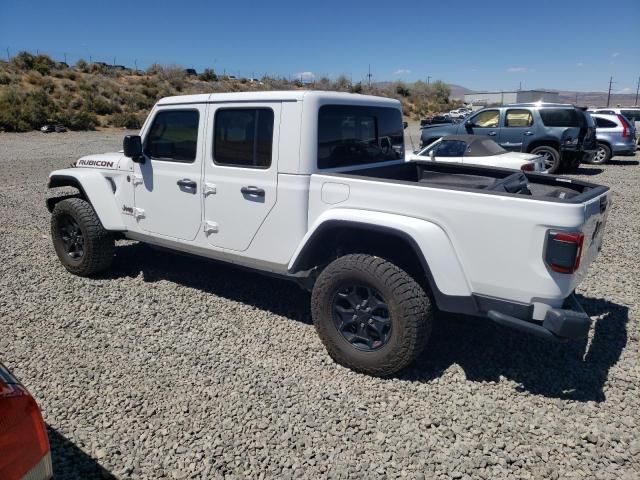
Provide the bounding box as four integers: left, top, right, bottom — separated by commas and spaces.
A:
575, 191, 610, 283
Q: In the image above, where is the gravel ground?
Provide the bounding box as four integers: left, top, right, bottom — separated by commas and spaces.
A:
1, 130, 638, 480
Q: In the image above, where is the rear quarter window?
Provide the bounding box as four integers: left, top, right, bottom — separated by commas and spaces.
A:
318, 105, 404, 169
595, 117, 618, 128
539, 109, 582, 127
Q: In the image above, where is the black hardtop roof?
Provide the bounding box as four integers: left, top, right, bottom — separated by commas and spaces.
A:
440, 135, 507, 157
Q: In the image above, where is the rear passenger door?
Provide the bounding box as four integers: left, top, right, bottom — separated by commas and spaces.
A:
499, 108, 534, 151
203, 103, 280, 251
464, 109, 500, 139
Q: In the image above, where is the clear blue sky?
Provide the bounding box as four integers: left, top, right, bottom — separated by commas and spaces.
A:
2, 0, 638, 92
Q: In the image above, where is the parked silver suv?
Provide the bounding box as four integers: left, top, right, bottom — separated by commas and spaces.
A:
587, 113, 637, 164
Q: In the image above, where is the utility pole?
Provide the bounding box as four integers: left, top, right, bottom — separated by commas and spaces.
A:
63, 52, 67, 64
367, 64, 372, 88
635, 76, 640, 106
427, 76, 431, 85
519, 81, 522, 91
113, 56, 116, 66
134, 59, 138, 72
606, 76, 614, 107
575, 92, 579, 105
6, 47, 9, 61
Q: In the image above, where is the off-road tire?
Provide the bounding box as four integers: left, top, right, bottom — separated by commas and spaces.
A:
51, 198, 114, 276
531, 145, 561, 174
311, 254, 432, 377
588, 143, 612, 165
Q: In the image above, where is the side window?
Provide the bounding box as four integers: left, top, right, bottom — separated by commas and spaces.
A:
213, 108, 274, 168
470, 110, 499, 128
505, 109, 533, 127
595, 117, 617, 128
144, 110, 199, 162
435, 140, 467, 157
539, 109, 581, 127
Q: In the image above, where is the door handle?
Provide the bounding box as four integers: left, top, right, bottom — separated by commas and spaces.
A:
177, 178, 197, 189
524, 131, 534, 136
241, 186, 265, 197
488, 131, 497, 136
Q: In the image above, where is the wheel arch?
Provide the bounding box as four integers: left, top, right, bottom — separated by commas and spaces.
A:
526, 139, 560, 153
596, 139, 612, 151
47, 170, 126, 231
289, 214, 475, 314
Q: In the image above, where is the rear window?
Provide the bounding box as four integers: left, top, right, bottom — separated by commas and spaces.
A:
539, 108, 583, 127
318, 105, 403, 169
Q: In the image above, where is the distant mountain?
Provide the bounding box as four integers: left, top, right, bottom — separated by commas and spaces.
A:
448, 84, 473, 100
556, 90, 637, 108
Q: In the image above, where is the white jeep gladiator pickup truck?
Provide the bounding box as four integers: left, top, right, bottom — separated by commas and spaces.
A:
47, 91, 610, 377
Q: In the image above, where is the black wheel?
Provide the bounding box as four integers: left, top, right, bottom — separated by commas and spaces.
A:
311, 254, 432, 377
51, 198, 114, 276
588, 143, 612, 165
531, 145, 561, 174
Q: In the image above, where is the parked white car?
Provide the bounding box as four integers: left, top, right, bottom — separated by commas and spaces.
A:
47, 91, 608, 376
406, 135, 546, 172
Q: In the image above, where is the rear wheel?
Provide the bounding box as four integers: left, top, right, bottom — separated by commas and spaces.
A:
588, 143, 612, 165
51, 198, 114, 276
531, 145, 561, 174
311, 254, 432, 377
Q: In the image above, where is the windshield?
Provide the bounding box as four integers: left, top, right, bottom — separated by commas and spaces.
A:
317, 105, 404, 169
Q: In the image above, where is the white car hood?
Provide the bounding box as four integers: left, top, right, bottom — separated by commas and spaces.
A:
75, 152, 126, 170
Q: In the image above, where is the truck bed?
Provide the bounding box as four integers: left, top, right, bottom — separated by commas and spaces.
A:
337, 160, 608, 203
309, 160, 610, 315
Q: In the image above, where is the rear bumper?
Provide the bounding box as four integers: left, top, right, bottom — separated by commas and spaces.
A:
611, 147, 636, 156
487, 294, 591, 342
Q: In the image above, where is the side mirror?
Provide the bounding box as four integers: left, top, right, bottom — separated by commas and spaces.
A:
429, 150, 435, 160
464, 120, 474, 128
123, 135, 144, 163
403, 121, 408, 130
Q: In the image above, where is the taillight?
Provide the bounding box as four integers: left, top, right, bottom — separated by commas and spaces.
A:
545, 231, 584, 274
617, 115, 630, 138
0, 367, 52, 480
521, 162, 535, 172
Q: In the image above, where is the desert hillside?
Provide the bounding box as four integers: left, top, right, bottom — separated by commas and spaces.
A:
0, 52, 460, 132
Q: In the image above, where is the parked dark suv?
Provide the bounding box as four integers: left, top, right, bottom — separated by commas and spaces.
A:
420, 104, 597, 173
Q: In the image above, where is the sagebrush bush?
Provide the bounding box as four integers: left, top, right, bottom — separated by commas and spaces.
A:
110, 112, 142, 129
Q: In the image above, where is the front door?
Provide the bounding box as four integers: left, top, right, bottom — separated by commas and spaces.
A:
133, 106, 205, 240
499, 108, 534, 151
465, 109, 501, 140
203, 103, 280, 251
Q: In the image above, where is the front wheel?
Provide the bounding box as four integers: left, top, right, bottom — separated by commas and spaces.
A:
311, 254, 432, 377
530, 145, 561, 174
51, 198, 114, 276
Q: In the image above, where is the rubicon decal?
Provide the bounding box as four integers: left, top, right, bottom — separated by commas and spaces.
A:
77, 159, 115, 168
